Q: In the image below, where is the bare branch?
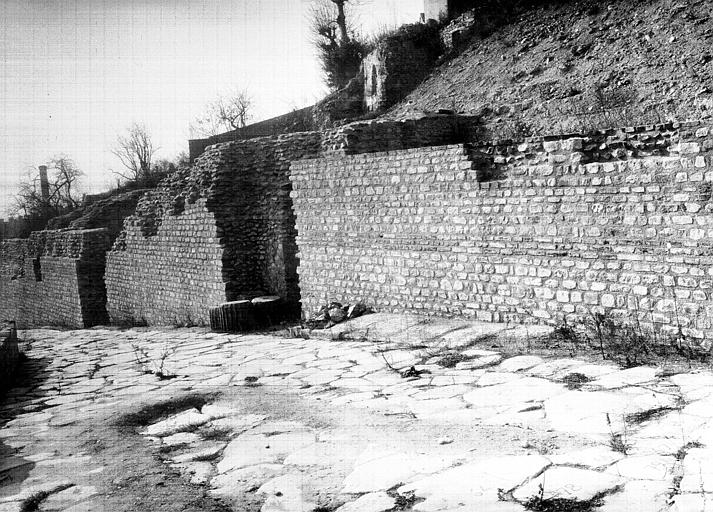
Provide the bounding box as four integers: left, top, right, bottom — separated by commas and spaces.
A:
112, 123, 158, 183
191, 89, 254, 137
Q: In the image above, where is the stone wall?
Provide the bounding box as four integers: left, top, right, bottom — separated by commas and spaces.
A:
107, 115, 466, 327
106, 132, 324, 326
47, 189, 147, 243
362, 24, 442, 113
291, 121, 713, 343
189, 107, 316, 161
0, 229, 111, 329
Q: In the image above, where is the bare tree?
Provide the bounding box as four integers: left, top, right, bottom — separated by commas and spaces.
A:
12, 155, 83, 223
190, 89, 253, 137
112, 123, 158, 183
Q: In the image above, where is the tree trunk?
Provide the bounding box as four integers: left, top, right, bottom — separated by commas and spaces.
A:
333, 0, 349, 44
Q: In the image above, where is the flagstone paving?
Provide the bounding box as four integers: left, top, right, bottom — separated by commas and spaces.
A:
2, 313, 713, 510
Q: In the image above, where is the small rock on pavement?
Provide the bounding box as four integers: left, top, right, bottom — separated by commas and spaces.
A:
335, 492, 396, 512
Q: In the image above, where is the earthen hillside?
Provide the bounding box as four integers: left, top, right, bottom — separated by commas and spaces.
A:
390, 0, 713, 137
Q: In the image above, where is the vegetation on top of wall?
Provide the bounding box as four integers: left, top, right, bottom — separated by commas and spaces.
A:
377, 21, 444, 59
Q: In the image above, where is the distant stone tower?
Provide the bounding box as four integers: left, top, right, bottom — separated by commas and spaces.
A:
38, 165, 50, 202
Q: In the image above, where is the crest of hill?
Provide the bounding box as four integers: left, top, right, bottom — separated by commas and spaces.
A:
388, 0, 713, 138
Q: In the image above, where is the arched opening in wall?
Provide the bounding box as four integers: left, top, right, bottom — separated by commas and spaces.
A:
371, 65, 378, 97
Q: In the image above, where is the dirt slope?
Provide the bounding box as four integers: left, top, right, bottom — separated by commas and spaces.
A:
389, 0, 713, 137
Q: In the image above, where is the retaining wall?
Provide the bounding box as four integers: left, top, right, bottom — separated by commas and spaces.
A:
106, 115, 464, 326
291, 122, 713, 343
0, 229, 111, 328
106, 133, 323, 326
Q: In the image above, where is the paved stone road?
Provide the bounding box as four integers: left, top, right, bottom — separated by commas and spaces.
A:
2, 314, 713, 511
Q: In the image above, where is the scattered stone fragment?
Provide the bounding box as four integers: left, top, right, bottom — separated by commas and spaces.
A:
528, 359, 586, 379
142, 409, 211, 437
598, 480, 671, 512
217, 431, 316, 473
549, 446, 625, 469
463, 377, 563, 409
512, 466, 623, 502
171, 443, 225, 463
162, 432, 201, 447
498, 355, 544, 372
679, 447, 713, 493
335, 492, 396, 512
0, 481, 74, 504
342, 447, 458, 493
398, 454, 549, 511
591, 367, 659, 389
605, 455, 676, 481
258, 473, 316, 512
544, 389, 678, 435
476, 372, 524, 387
455, 355, 502, 370
210, 414, 267, 433
210, 464, 285, 498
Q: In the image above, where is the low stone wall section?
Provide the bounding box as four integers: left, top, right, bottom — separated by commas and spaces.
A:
0, 229, 111, 329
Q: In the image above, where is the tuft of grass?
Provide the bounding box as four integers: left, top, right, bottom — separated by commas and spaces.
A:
675, 441, 704, 461
561, 372, 591, 390
434, 352, 469, 368
625, 408, 672, 425
609, 433, 630, 455
386, 485, 424, 511
524, 496, 603, 512
20, 484, 73, 512
200, 426, 234, 442
606, 413, 630, 455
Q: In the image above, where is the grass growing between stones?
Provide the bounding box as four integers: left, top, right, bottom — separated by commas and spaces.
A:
199, 425, 235, 442
561, 372, 591, 390
606, 413, 631, 455
20, 491, 52, 512
532, 311, 712, 369
387, 485, 424, 511
523, 495, 603, 512
20, 484, 73, 512
518, 482, 607, 512
131, 343, 178, 379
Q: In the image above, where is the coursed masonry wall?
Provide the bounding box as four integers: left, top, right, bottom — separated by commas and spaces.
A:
105, 115, 464, 326
0, 229, 111, 329
291, 122, 713, 344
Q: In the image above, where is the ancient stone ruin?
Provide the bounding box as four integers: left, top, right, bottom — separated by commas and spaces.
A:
3, 116, 713, 348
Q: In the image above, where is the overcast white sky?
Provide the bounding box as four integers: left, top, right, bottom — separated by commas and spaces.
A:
0, 0, 423, 217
